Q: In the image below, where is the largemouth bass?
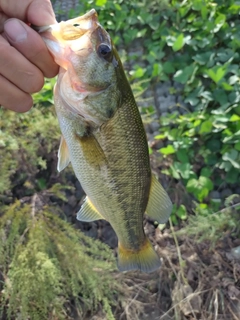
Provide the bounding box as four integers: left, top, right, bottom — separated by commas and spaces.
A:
38, 9, 172, 273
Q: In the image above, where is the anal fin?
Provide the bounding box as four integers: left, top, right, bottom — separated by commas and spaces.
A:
57, 136, 70, 172
77, 196, 105, 222
145, 174, 172, 224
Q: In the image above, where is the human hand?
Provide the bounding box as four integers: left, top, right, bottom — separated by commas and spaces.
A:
0, 0, 59, 112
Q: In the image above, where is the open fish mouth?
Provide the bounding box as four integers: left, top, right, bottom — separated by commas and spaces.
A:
32, 9, 99, 35
34, 9, 111, 97
32, 9, 100, 62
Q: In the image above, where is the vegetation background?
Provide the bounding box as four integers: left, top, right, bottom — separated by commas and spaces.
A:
0, 0, 240, 319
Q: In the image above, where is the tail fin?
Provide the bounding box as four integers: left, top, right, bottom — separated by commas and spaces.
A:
117, 239, 161, 273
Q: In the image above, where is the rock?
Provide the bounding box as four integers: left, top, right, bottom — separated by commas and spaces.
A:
153, 130, 161, 138
220, 188, 233, 199
161, 112, 169, 117
68, 195, 77, 207
234, 187, 240, 195
53, 0, 78, 20
231, 246, 240, 260
62, 204, 74, 217
85, 224, 98, 239
209, 191, 221, 200
150, 121, 160, 132
101, 224, 118, 248
75, 180, 84, 200
146, 133, 153, 142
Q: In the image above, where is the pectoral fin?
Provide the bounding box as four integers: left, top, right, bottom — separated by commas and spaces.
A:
145, 174, 172, 224
77, 196, 105, 222
57, 136, 70, 172
77, 134, 107, 168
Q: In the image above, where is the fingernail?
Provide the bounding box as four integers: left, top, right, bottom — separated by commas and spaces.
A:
4, 19, 27, 43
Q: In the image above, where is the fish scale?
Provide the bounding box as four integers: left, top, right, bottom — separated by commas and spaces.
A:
38, 9, 172, 273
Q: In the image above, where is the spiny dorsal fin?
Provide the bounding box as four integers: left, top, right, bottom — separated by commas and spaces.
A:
57, 136, 70, 172
145, 174, 172, 224
77, 196, 105, 222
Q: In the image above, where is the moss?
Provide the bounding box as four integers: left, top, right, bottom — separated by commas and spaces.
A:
0, 105, 59, 199
0, 200, 120, 320
0, 80, 121, 319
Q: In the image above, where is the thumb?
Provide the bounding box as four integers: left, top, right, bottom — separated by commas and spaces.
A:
27, 0, 57, 26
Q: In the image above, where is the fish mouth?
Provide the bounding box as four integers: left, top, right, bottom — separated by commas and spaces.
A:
34, 9, 101, 66
33, 9, 99, 34
35, 9, 107, 93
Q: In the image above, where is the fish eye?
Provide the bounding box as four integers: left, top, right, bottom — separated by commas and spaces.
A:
97, 44, 112, 62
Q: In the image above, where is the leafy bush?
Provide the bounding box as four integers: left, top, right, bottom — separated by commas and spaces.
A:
83, 0, 240, 226
153, 0, 240, 220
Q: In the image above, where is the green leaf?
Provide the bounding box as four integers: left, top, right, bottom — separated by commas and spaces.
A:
206, 139, 221, 152
130, 67, 146, 78
176, 149, 189, 163
152, 63, 163, 77
199, 176, 214, 191
176, 205, 188, 220
159, 145, 175, 155
201, 167, 211, 178
223, 149, 238, 161
173, 162, 192, 179
222, 150, 240, 169
154, 134, 165, 140
229, 75, 239, 85
199, 120, 212, 134
172, 33, 184, 52
174, 64, 195, 84
221, 82, 233, 91
229, 3, 240, 14
163, 61, 175, 74
229, 114, 240, 122
229, 91, 240, 104
200, 91, 213, 101
226, 168, 239, 184
186, 179, 198, 192
114, 3, 122, 10
96, 0, 107, 6
170, 165, 181, 180
206, 67, 226, 83
193, 52, 212, 65
37, 178, 47, 190
186, 176, 213, 202
193, 119, 201, 127
170, 214, 178, 225
212, 89, 228, 109
234, 141, 240, 151
214, 14, 226, 32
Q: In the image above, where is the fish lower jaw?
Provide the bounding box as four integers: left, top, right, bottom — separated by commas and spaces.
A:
72, 81, 107, 94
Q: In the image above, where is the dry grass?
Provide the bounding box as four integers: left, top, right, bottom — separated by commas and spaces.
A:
91, 219, 240, 320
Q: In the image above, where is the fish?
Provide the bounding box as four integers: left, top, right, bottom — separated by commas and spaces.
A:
37, 9, 172, 273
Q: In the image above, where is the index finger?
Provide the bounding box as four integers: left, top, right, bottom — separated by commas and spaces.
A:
0, 0, 56, 25
4, 19, 59, 78
0, 12, 8, 33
